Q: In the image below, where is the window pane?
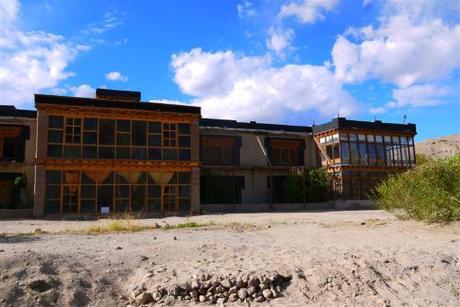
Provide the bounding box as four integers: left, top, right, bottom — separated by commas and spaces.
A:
132, 121, 147, 146
81, 185, 96, 199
358, 134, 366, 141
178, 123, 190, 134
81, 200, 95, 213
350, 143, 359, 164
117, 134, 130, 146
116, 147, 130, 159
179, 135, 190, 148
45, 185, 61, 199
341, 143, 349, 164
132, 147, 147, 160
148, 122, 161, 133
48, 130, 63, 143
83, 132, 97, 144
375, 135, 383, 143
340, 134, 348, 141
178, 172, 191, 184
148, 135, 161, 147
115, 185, 129, 198
47, 145, 62, 157
148, 148, 161, 160
99, 119, 115, 145
83, 118, 97, 130
148, 185, 161, 198
99, 146, 114, 159
179, 149, 191, 160
163, 148, 177, 160
82, 146, 97, 159
359, 143, 368, 165
49, 116, 63, 128
116, 120, 130, 132
179, 185, 190, 198
349, 134, 357, 141
46, 170, 62, 184
64, 145, 81, 158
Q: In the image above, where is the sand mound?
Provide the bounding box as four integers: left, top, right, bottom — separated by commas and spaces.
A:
416, 133, 460, 158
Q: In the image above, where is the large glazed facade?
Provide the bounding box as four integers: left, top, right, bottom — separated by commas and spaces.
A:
0, 89, 417, 217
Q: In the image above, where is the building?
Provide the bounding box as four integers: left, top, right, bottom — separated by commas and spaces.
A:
0, 106, 37, 217
0, 89, 417, 217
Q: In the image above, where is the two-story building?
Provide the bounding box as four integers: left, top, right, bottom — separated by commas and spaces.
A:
0, 88, 417, 217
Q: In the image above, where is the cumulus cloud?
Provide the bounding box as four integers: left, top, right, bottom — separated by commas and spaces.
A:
266, 28, 294, 55
333, 16, 460, 87
105, 71, 128, 82
278, 0, 338, 24
0, 0, 85, 107
171, 48, 357, 122
71, 84, 95, 98
370, 84, 451, 114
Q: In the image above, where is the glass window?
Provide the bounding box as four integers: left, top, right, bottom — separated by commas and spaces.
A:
340, 133, 348, 141
49, 116, 63, 129
99, 146, 114, 159
83, 146, 97, 159
179, 135, 190, 148
116, 134, 130, 146
148, 122, 161, 133
349, 134, 357, 141
163, 148, 177, 160
48, 130, 63, 143
333, 143, 339, 160
319, 137, 325, 144
99, 119, 115, 145
367, 135, 375, 142
132, 147, 147, 160
83, 132, 97, 144
46, 170, 62, 184
178, 123, 190, 134
375, 135, 383, 143
341, 143, 349, 164
64, 145, 81, 158
384, 136, 391, 143
179, 149, 191, 160
332, 134, 339, 142
350, 143, 359, 164
47, 145, 62, 157
116, 147, 130, 159
116, 120, 130, 132
132, 121, 147, 146
84, 118, 97, 130
359, 143, 368, 165
392, 136, 400, 144
358, 134, 366, 141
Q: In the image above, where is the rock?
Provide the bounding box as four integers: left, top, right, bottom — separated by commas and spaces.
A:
139, 255, 148, 261
259, 283, 269, 290
190, 290, 198, 298
184, 295, 191, 300
248, 286, 257, 295
238, 288, 248, 300
191, 279, 200, 290
271, 288, 279, 298
152, 291, 163, 301
164, 296, 175, 305
216, 297, 227, 304
248, 276, 260, 287
173, 236, 177, 240
115, 246, 122, 250
215, 286, 225, 293
229, 286, 238, 294
261, 276, 270, 284
262, 289, 273, 299
1, 275, 8, 281
236, 278, 245, 288
229, 293, 238, 302
220, 279, 231, 289
137, 292, 153, 305
199, 295, 207, 302
209, 295, 217, 304
255, 295, 266, 302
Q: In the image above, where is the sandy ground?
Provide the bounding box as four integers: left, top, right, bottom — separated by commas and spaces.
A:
0, 210, 459, 306
416, 133, 460, 159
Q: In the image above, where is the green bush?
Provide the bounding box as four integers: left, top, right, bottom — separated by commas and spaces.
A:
375, 154, 460, 222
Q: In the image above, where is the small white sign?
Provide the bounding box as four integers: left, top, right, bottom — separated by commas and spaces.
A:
101, 207, 110, 214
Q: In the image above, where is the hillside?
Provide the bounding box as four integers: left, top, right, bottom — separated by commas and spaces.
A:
416, 133, 460, 159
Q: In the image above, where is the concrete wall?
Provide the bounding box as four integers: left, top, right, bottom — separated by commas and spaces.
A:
33, 110, 49, 217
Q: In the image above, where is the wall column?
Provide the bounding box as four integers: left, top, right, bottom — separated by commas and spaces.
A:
190, 167, 200, 214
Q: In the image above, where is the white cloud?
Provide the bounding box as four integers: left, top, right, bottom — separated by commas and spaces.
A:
333, 16, 460, 87
266, 28, 294, 55
278, 0, 338, 24
370, 84, 451, 114
71, 84, 95, 98
0, 0, 83, 107
171, 48, 357, 122
82, 11, 123, 35
237, 1, 256, 18
105, 71, 128, 82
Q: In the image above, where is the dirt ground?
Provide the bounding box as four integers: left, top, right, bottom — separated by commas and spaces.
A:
0, 210, 459, 306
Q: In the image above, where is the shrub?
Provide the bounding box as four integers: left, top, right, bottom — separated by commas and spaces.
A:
375, 154, 460, 222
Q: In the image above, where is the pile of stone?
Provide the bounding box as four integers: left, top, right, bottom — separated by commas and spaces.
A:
129, 272, 291, 305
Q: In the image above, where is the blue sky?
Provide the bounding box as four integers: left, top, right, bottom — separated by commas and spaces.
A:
0, 0, 459, 140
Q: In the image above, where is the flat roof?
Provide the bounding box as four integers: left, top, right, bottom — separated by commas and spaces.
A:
312, 117, 416, 134
35, 94, 201, 114
200, 118, 312, 133
0, 106, 37, 118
